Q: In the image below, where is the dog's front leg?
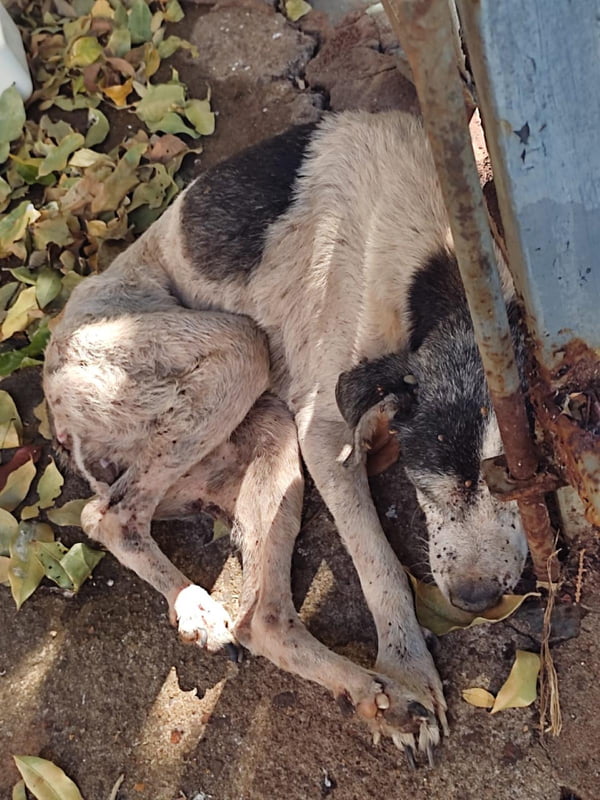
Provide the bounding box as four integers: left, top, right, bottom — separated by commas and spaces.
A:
297, 413, 448, 754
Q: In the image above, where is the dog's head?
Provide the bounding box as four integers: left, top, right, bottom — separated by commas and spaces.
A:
336, 323, 528, 613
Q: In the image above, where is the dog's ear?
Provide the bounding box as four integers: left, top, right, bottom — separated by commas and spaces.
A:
335, 352, 418, 429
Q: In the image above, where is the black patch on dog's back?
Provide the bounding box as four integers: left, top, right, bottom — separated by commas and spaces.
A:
181, 123, 319, 282
408, 249, 467, 350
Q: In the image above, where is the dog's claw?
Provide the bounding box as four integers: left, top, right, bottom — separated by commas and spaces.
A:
224, 642, 243, 663
372, 730, 381, 747
403, 744, 417, 770
426, 743, 435, 768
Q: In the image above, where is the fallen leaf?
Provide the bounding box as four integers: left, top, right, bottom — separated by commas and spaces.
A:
85, 106, 110, 148
128, 0, 153, 44
0, 508, 19, 555
22, 459, 65, 519
0, 447, 41, 494
0, 86, 26, 161
0, 325, 51, 377
213, 519, 231, 541
11, 779, 26, 800
462, 687, 495, 709
8, 521, 54, 609
67, 35, 105, 68
36, 267, 64, 309
61, 542, 105, 590
0, 459, 36, 512
408, 573, 538, 636
38, 133, 86, 177
285, 0, 312, 21
146, 133, 187, 163
47, 497, 91, 527
33, 541, 73, 589
34, 400, 52, 439
102, 77, 133, 107
184, 98, 215, 136
491, 650, 541, 713
0, 555, 11, 585
1, 286, 41, 342
0, 390, 23, 448
13, 755, 84, 800
32, 215, 75, 250
0, 202, 40, 259
147, 112, 198, 137
136, 82, 186, 124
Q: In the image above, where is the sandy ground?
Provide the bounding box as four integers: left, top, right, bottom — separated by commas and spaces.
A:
1, 2, 600, 799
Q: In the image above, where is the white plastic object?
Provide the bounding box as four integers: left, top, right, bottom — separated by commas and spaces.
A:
0, 2, 32, 100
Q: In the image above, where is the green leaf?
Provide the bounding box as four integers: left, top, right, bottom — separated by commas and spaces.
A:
213, 518, 231, 541
61, 542, 105, 591
462, 687, 495, 709
47, 497, 91, 527
36, 267, 64, 309
128, 0, 153, 44
33, 540, 74, 589
11, 779, 27, 800
108, 26, 131, 57
184, 99, 215, 136
0, 202, 40, 259
0, 86, 26, 159
67, 35, 104, 67
13, 755, 85, 800
164, 0, 184, 22
1, 286, 40, 341
8, 268, 37, 286
156, 35, 197, 60
0, 508, 19, 555
0, 459, 36, 512
38, 133, 85, 177
285, 0, 311, 21
0, 325, 51, 377
0, 390, 23, 448
32, 215, 75, 250
491, 650, 541, 713
8, 521, 54, 609
147, 112, 198, 137
135, 82, 186, 124
408, 573, 538, 636
85, 107, 110, 147
34, 400, 52, 440
22, 459, 64, 519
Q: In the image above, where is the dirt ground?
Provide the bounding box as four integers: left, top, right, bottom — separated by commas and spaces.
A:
1, 2, 600, 799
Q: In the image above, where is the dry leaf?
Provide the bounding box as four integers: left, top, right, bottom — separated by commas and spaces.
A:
491, 650, 541, 713
21, 459, 65, 519
11, 779, 26, 800
408, 573, 538, 636
34, 400, 52, 439
0, 507, 19, 555
1, 286, 41, 341
0, 390, 23, 448
0, 459, 37, 512
8, 521, 54, 609
285, 0, 312, 21
13, 755, 84, 800
462, 687, 495, 709
47, 497, 91, 527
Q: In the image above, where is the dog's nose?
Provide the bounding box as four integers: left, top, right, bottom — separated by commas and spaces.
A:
448, 578, 502, 613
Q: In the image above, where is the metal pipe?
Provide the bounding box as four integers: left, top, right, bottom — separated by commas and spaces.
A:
382, 0, 559, 579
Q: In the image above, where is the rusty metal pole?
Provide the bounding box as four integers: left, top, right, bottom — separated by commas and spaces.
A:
381, 0, 559, 580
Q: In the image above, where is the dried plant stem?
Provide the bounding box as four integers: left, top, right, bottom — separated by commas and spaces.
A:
538, 549, 562, 736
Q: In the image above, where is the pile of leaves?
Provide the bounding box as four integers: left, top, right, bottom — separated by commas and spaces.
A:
0, 0, 215, 376
0, 390, 97, 608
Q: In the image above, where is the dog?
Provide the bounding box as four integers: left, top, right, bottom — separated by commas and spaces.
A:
43, 110, 528, 765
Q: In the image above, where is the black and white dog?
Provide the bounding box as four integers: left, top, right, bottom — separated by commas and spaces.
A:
44, 111, 527, 763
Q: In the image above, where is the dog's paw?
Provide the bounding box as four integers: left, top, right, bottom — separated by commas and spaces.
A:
341, 664, 448, 767
173, 585, 240, 660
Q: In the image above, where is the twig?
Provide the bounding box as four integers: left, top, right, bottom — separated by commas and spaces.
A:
538, 548, 562, 737
575, 548, 586, 604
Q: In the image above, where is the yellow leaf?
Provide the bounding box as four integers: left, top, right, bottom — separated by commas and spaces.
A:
22, 459, 65, 519
462, 687, 495, 709
34, 400, 52, 440
212, 518, 231, 541
13, 755, 84, 800
67, 36, 104, 68
47, 497, 91, 527
0, 507, 19, 554
0, 554, 10, 585
0, 390, 23, 447
61, 542, 105, 591
0, 459, 36, 512
491, 650, 541, 713
12, 779, 27, 800
91, 0, 114, 17
408, 572, 538, 636
1, 286, 41, 342
184, 99, 215, 136
102, 78, 133, 107
285, 0, 311, 21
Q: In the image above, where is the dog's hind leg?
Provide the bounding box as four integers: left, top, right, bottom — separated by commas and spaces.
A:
47, 309, 270, 653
